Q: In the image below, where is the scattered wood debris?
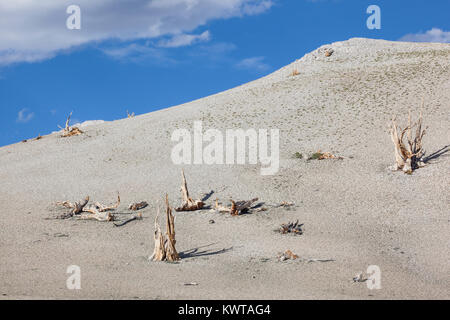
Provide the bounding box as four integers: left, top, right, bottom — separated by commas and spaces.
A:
353, 272, 368, 283
34, 134, 43, 141
56, 196, 90, 219
183, 282, 199, 286
56, 193, 119, 221
278, 250, 299, 261
279, 201, 294, 208
113, 212, 143, 227
308, 150, 343, 160
175, 169, 204, 212
150, 194, 180, 262
291, 69, 300, 76
278, 220, 304, 235
389, 107, 427, 174
306, 258, 335, 263
59, 112, 83, 137
324, 48, 334, 57
215, 198, 259, 216
128, 201, 148, 211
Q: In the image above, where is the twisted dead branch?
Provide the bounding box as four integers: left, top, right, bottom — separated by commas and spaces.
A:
56, 196, 89, 219
56, 193, 119, 221
150, 194, 180, 262
175, 169, 204, 212
389, 108, 427, 174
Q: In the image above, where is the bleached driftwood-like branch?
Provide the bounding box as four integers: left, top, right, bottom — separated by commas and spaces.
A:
56, 194, 119, 221
175, 169, 204, 212
389, 108, 427, 174
150, 194, 180, 262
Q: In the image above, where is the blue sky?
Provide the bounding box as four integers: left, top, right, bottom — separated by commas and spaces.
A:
0, 0, 449, 147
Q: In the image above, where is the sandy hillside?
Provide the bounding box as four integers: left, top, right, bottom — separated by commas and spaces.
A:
0, 38, 449, 299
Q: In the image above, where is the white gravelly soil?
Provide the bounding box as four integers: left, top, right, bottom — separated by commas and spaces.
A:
0, 38, 449, 299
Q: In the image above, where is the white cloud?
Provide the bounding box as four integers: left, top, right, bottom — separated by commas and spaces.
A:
17, 108, 34, 123
0, 0, 273, 65
399, 28, 450, 43
236, 56, 270, 71
157, 31, 211, 48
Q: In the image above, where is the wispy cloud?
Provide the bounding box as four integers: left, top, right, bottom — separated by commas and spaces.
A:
236, 56, 270, 72
0, 0, 273, 66
16, 108, 34, 123
399, 28, 450, 43
157, 31, 211, 48
102, 42, 176, 64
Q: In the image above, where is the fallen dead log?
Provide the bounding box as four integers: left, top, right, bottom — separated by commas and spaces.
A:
174, 169, 204, 212
389, 107, 427, 174
150, 194, 180, 262
215, 198, 259, 216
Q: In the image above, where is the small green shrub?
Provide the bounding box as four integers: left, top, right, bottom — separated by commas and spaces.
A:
293, 152, 303, 159
308, 152, 323, 160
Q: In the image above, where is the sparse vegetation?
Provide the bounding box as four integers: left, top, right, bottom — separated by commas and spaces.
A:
293, 152, 303, 159
308, 150, 342, 161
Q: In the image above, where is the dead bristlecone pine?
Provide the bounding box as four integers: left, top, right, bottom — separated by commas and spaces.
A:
389, 107, 427, 174
150, 194, 180, 262
175, 169, 204, 212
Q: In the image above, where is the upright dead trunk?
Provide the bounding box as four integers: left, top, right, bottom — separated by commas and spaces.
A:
151, 194, 180, 262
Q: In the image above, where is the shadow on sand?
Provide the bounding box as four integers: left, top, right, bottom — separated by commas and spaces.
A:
423, 144, 450, 163
180, 243, 233, 259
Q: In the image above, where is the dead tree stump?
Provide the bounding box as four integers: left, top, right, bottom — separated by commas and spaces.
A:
150, 194, 180, 262
60, 112, 83, 137
175, 169, 204, 212
389, 108, 427, 174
